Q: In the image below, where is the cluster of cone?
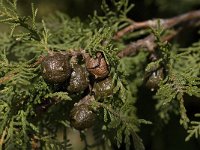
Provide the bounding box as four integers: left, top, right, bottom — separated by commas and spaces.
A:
41, 52, 113, 130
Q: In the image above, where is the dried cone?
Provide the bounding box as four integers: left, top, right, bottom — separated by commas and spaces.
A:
92, 77, 113, 98
67, 64, 89, 93
41, 53, 71, 84
85, 52, 109, 79
70, 104, 96, 130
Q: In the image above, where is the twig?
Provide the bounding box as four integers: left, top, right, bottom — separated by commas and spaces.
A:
117, 34, 156, 58
114, 10, 200, 40
116, 10, 200, 57
0, 71, 17, 84
0, 128, 7, 148
117, 23, 185, 58
30, 55, 45, 67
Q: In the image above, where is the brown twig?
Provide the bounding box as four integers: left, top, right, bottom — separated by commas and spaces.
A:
0, 128, 7, 147
30, 55, 45, 67
0, 71, 17, 84
117, 29, 181, 58
114, 10, 200, 40
117, 10, 200, 58
117, 34, 155, 58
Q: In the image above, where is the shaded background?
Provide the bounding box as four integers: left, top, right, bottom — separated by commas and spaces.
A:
5, 0, 200, 150
17, 0, 200, 47
17, 0, 200, 19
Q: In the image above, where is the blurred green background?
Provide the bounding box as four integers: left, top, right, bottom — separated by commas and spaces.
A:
4, 0, 200, 150
16, 0, 200, 48
17, 0, 200, 19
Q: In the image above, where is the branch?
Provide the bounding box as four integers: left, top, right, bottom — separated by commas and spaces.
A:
0, 71, 17, 84
117, 34, 155, 58
114, 10, 200, 40
117, 10, 200, 58
117, 31, 180, 58
0, 128, 7, 147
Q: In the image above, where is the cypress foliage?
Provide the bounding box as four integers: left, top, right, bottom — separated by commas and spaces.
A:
0, 0, 199, 149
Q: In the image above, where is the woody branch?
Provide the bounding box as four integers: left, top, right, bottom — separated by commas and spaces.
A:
117, 10, 200, 58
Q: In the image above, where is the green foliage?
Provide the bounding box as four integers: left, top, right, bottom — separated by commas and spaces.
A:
154, 36, 200, 129
91, 0, 134, 30
0, 0, 200, 149
186, 114, 200, 141
0, 0, 149, 149
0, 0, 40, 40
91, 51, 150, 150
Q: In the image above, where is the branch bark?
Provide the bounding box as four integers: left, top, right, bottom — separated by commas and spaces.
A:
116, 10, 200, 58
117, 29, 180, 58
115, 10, 200, 40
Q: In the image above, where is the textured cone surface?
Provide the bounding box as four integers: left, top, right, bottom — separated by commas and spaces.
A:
41, 53, 71, 84
86, 52, 109, 79
93, 77, 113, 98
67, 64, 89, 92
70, 104, 95, 130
